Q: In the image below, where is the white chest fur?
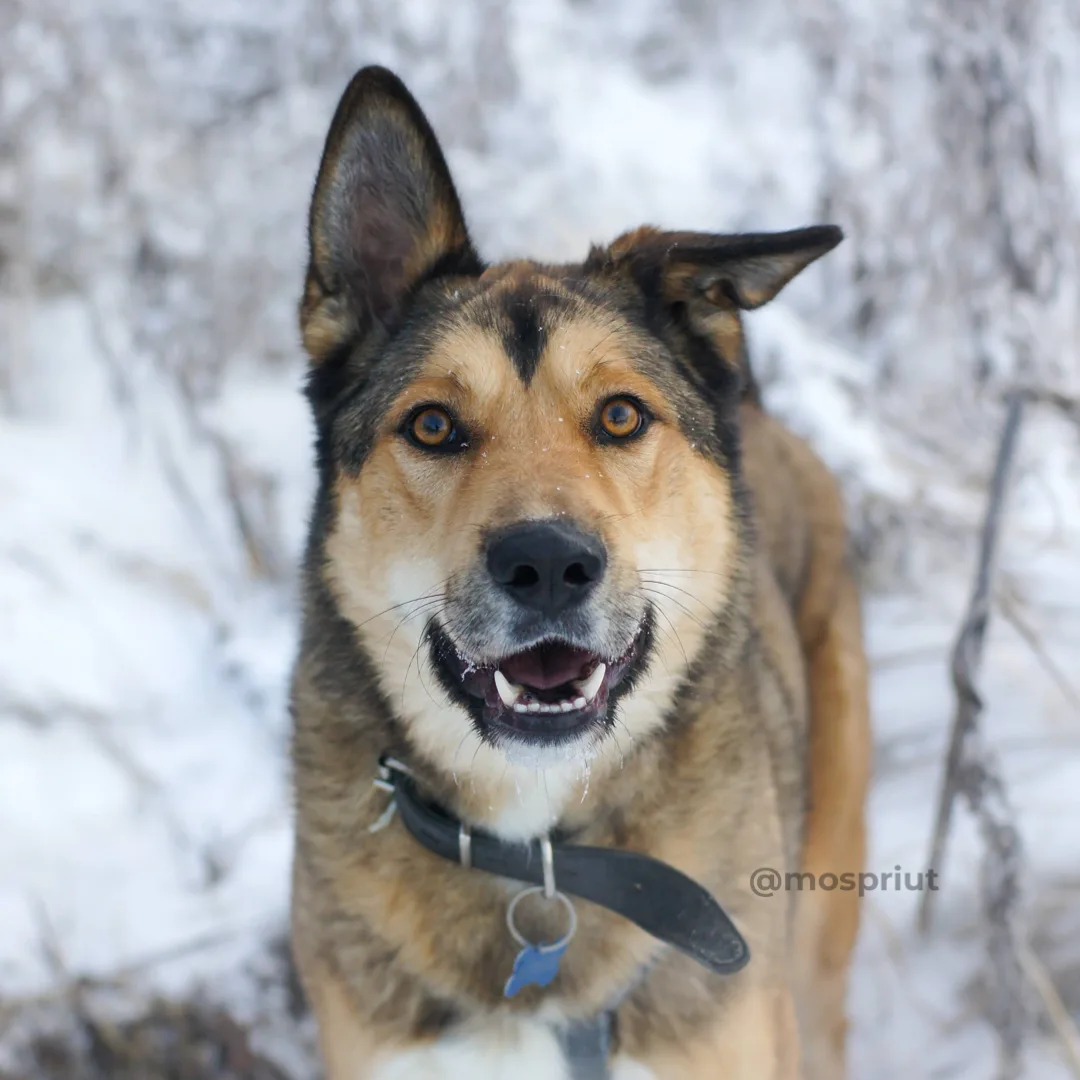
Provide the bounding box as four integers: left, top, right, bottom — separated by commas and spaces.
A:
369, 1015, 657, 1080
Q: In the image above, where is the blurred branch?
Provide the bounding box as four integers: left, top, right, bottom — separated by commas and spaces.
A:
997, 588, 1080, 715
919, 385, 1080, 1077
1013, 386, 1080, 430
919, 392, 1028, 1077
920, 390, 1026, 935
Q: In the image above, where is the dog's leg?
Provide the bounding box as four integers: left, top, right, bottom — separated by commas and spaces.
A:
292, 861, 381, 1080
794, 571, 871, 1080
305, 962, 381, 1080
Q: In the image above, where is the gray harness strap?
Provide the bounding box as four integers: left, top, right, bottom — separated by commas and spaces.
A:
558, 1012, 614, 1080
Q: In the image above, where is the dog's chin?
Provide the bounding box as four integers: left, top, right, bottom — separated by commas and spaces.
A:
428, 614, 651, 751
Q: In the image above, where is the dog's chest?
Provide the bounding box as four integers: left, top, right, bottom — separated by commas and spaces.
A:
368, 1016, 657, 1080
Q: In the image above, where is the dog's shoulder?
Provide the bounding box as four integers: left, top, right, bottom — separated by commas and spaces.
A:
739, 400, 851, 646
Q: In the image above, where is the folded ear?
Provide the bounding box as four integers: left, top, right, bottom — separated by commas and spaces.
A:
599, 224, 843, 311
587, 225, 842, 400
300, 66, 481, 364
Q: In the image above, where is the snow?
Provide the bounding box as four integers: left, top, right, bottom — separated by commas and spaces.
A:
2, 1, 1079, 1076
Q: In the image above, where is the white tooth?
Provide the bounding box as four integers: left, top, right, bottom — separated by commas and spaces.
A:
572, 696, 587, 710
513, 703, 529, 713
527, 702, 541, 713
540, 704, 555, 714
560, 701, 575, 713
577, 663, 606, 704
494, 670, 524, 708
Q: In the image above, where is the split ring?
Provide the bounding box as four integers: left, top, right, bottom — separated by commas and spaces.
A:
506, 886, 578, 952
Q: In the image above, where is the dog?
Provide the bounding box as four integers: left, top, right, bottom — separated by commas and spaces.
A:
289, 65, 871, 1080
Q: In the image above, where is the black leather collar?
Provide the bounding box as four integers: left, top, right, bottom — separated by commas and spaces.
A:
381, 757, 749, 977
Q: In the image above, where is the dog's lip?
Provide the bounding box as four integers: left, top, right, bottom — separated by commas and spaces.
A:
438, 626, 645, 742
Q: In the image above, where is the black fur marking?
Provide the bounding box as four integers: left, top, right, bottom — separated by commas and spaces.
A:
496, 286, 567, 385
418, 246, 486, 288
667, 303, 743, 466
659, 225, 843, 270
305, 337, 360, 421
501, 293, 545, 384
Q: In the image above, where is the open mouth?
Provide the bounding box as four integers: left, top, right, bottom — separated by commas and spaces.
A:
430, 623, 647, 744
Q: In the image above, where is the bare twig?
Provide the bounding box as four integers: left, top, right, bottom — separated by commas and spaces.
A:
1013, 386, 1080, 430
997, 589, 1080, 715
917, 384, 1080, 1077
918, 391, 1031, 1078
919, 390, 1026, 934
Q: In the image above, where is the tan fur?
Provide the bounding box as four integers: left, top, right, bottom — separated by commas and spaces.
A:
290, 66, 870, 1080
321, 311, 738, 835
741, 406, 871, 1078
294, 352, 870, 1078
624, 987, 801, 1079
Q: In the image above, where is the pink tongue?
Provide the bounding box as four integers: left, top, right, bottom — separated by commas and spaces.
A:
501, 643, 594, 691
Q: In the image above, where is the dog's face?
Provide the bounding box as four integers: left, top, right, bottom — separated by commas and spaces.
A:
300, 68, 840, 792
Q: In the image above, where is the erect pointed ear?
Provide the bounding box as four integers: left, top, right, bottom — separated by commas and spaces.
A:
300, 66, 481, 364
598, 224, 843, 312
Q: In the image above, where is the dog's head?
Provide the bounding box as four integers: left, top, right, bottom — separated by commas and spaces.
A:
300, 67, 840, 794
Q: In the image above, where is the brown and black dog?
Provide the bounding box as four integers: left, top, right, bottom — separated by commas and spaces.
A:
289, 66, 870, 1080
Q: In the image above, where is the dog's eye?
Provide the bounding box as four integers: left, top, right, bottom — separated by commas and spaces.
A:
405, 406, 464, 451
597, 397, 647, 441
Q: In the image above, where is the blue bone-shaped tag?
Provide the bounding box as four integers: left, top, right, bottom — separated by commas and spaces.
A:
504, 941, 569, 997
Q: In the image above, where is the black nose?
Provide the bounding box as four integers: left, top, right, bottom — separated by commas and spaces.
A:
486, 521, 607, 617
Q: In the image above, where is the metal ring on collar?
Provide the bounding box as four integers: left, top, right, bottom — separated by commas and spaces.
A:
506, 886, 577, 952
459, 823, 472, 870
540, 835, 556, 898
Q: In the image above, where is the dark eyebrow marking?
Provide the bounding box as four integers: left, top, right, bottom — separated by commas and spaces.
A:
497, 285, 566, 385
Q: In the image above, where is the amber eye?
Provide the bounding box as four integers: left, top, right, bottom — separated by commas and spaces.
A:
406, 406, 460, 450
598, 397, 646, 441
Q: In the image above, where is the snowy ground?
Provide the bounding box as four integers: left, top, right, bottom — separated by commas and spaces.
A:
2, 1, 1079, 1077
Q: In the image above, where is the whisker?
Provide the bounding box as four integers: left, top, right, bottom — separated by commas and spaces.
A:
469, 740, 484, 795
413, 629, 445, 709
613, 717, 636, 769
398, 614, 450, 714
607, 723, 627, 771
641, 582, 727, 628
401, 637, 425, 715
594, 487, 685, 527
350, 582, 451, 631
585, 327, 622, 364
647, 603, 688, 669
451, 730, 472, 788
380, 599, 444, 660
637, 567, 730, 578
640, 578, 718, 610
639, 588, 710, 631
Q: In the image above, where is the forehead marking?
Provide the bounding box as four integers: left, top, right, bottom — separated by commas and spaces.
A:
500, 290, 547, 385
481, 278, 575, 387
